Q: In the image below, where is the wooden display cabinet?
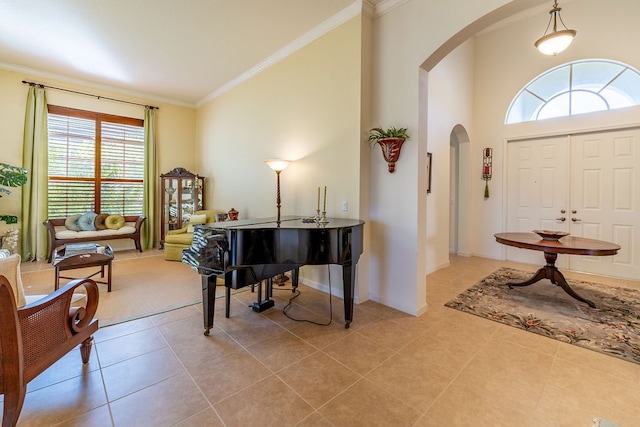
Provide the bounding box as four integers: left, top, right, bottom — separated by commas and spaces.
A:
160, 167, 205, 247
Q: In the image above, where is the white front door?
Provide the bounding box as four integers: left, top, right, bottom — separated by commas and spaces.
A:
506, 137, 569, 267
506, 128, 640, 280
568, 129, 640, 278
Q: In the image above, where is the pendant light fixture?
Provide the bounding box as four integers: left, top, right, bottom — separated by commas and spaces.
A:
534, 0, 577, 56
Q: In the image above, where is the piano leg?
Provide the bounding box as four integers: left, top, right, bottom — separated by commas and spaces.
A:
202, 274, 217, 336
342, 263, 355, 329
225, 286, 231, 318
291, 268, 299, 292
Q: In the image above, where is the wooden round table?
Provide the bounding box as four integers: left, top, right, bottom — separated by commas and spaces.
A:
494, 232, 620, 307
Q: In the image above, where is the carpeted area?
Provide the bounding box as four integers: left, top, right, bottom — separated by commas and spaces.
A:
21, 254, 209, 326
445, 267, 640, 365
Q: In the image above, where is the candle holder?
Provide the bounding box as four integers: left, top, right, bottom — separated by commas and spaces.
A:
317, 211, 329, 225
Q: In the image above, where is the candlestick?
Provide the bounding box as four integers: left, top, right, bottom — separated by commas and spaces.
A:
323, 186, 327, 212
317, 187, 320, 211
318, 211, 329, 225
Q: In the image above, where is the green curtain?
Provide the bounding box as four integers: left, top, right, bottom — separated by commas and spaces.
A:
21, 85, 49, 261
142, 107, 158, 249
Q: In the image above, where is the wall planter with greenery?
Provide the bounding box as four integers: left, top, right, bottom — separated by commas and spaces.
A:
1, 162, 28, 225
367, 127, 410, 173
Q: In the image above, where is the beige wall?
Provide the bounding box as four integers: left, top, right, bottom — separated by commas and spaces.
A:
0, 68, 196, 242
195, 17, 365, 297
427, 39, 475, 273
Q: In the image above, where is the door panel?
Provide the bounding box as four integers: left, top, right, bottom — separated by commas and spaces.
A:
506, 137, 569, 266
569, 129, 640, 278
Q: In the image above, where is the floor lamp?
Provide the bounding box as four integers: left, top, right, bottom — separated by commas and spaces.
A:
264, 159, 290, 223
265, 159, 290, 286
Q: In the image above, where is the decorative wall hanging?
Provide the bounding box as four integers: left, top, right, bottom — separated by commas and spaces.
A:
426, 152, 432, 193
483, 147, 492, 199
367, 127, 410, 173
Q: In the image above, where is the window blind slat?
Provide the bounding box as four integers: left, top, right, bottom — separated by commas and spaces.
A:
47, 109, 145, 217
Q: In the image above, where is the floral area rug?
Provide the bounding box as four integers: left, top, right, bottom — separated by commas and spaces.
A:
444, 267, 640, 365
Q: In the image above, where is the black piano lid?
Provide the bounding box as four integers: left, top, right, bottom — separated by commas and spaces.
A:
204, 216, 364, 230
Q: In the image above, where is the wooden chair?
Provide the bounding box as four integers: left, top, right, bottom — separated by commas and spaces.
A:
0, 274, 99, 427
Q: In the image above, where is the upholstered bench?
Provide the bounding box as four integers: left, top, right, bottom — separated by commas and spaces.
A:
44, 215, 146, 262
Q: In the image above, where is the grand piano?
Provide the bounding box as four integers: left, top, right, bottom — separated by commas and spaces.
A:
183, 216, 365, 335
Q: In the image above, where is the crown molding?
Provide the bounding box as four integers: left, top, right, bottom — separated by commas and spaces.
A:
196, 2, 362, 106
195, 0, 410, 106
362, 0, 376, 19
0, 61, 194, 108
373, 0, 408, 18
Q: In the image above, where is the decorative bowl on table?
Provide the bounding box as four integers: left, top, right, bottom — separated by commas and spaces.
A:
533, 230, 569, 241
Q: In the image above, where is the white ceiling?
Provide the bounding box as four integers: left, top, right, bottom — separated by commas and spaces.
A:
0, 0, 388, 107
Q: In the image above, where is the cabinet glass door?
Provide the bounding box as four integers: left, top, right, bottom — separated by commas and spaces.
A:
160, 168, 205, 247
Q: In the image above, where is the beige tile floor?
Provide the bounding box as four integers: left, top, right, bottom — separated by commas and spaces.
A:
4, 254, 640, 426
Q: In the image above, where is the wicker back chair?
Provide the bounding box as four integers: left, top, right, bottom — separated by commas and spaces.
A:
0, 275, 99, 427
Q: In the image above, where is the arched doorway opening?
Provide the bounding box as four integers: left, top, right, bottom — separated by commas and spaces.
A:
449, 125, 471, 257
418, 1, 549, 285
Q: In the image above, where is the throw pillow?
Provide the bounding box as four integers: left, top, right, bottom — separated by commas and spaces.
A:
0, 254, 26, 308
94, 213, 110, 230
186, 213, 208, 233
77, 212, 98, 231
105, 214, 126, 230
65, 213, 83, 231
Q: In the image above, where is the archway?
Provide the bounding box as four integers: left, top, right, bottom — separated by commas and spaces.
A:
449, 124, 471, 256
418, 0, 549, 286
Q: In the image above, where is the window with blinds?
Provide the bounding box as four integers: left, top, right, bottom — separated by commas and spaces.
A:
47, 105, 145, 218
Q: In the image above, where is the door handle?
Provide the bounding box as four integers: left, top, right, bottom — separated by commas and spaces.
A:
571, 217, 581, 222
560, 209, 566, 214
556, 217, 566, 222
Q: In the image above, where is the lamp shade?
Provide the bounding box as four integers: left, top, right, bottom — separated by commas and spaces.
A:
265, 160, 290, 172
535, 29, 576, 55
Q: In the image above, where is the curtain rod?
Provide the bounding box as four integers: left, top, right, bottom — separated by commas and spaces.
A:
21, 80, 159, 110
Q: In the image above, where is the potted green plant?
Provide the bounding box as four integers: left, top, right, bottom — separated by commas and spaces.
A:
367, 127, 410, 173
0, 162, 28, 225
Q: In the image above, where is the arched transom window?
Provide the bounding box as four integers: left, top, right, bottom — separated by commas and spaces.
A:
506, 59, 640, 124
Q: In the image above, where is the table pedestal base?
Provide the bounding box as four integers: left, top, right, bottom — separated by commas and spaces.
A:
507, 252, 596, 308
